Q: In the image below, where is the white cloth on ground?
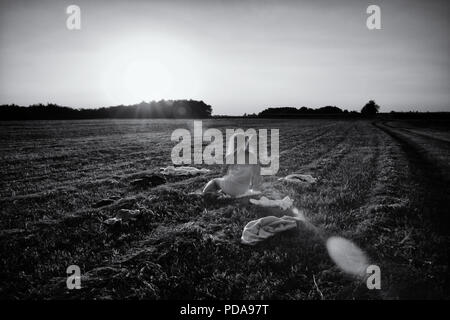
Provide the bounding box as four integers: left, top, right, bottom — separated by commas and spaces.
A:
278, 174, 317, 184
241, 214, 303, 245
103, 217, 122, 225
160, 166, 210, 176
103, 209, 141, 225
249, 196, 293, 211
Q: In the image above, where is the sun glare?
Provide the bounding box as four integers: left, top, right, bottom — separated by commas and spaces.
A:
101, 37, 201, 105
121, 59, 173, 103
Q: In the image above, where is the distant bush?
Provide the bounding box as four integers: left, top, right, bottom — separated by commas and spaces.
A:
361, 100, 380, 117
258, 106, 354, 118
0, 100, 213, 120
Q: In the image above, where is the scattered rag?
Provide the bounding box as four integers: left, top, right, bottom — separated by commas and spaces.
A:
249, 196, 293, 211
278, 174, 317, 184
160, 166, 210, 176
241, 215, 302, 245
103, 209, 141, 225
103, 217, 122, 225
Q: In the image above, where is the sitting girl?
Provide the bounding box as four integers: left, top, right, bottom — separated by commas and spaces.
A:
202, 133, 262, 197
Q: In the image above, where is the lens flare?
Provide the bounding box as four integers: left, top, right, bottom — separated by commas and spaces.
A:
326, 236, 369, 277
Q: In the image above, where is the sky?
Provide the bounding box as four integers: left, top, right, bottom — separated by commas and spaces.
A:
0, 0, 449, 115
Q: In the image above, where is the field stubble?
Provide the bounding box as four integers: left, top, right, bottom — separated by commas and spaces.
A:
0, 119, 448, 299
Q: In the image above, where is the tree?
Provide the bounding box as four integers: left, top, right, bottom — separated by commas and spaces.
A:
0, 100, 213, 120
361, 100, 380, 117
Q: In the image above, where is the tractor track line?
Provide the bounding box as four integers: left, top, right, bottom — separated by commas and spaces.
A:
373, 121, 450, 234
383, 121, 450, 147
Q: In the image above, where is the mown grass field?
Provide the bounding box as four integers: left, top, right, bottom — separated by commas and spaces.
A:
0, 118, 449, 299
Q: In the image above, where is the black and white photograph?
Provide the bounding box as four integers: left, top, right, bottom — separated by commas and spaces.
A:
0, 0, 449, 307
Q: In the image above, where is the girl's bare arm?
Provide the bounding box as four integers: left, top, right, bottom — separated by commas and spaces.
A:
251, 165, 262, 189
